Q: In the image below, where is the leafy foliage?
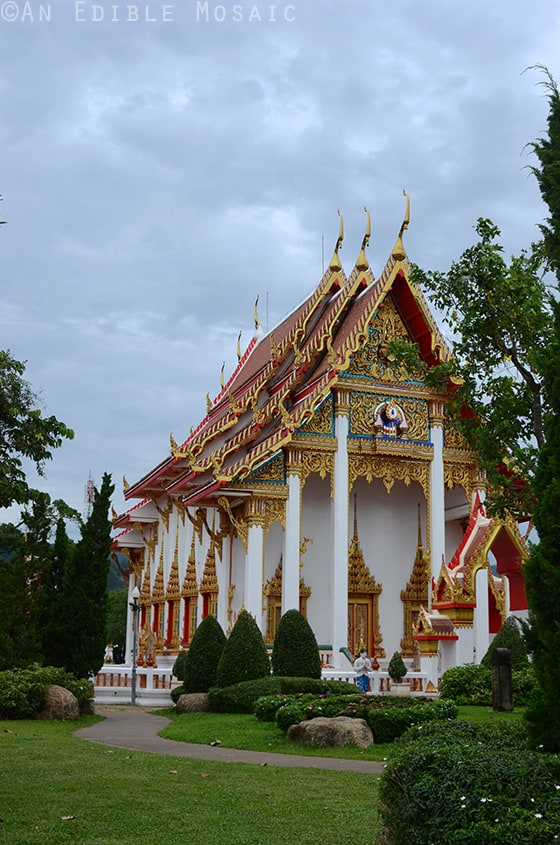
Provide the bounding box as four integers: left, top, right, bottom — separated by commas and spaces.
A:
105, 589, 128, 664
271, 609, 322, 678
378, 720, 560, 844
215, 609, 270, 688
208, 676, 355, 714
172, 649, 188, 682
183, 614, 227, 693
439, 662, 536, 706
0, 349, 74, 509
0, 664, 92, 719
271, 693, 457, 741
481, 616, 530, 670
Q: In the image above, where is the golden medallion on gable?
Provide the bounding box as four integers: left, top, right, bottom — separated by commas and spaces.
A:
345, 297, 423, 383
349, 393, 429, 441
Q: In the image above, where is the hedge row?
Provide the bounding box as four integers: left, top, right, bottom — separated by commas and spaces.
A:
205, 676, 356, 713
255, 692, 458, 742
0, 665, 93, 719
378, 720, 560, 844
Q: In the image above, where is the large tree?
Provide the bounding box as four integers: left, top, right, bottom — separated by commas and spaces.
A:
0, 349, 74, 509
520, 68, 560, 750
58, 473, 115, 678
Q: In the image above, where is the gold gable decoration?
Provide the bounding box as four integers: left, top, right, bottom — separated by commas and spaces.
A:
297, 394, 334, 436
345, 297, 424, 383
349, 392, 429, 441
400, 505, 431, 657
248, 453, 286, 483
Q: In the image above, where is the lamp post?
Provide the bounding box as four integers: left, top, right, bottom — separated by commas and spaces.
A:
130, 586, 140, 706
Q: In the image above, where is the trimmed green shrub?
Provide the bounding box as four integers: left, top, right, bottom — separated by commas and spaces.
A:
439, 663, 492, 704
276, 702, 306, 733
378, 720, 560, 844
481, 616, 530, 670
440, 662, 537, 706
271, 609, 322, 678
183, 615, 227, 693
260, 692, 458, 740
0, 665, 92, 719
172, 649, 188, 681
209, 676, 356, 714
215, 610, 270, 688
387, 651, 407, 683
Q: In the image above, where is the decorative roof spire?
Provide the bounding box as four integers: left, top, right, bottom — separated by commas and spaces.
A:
220, 361, 225, 390
392, 189, 410, 261
253, 295, 264, 341
355, 206, 371, 272
328, 210, 344, 272
236, 330, 242, 363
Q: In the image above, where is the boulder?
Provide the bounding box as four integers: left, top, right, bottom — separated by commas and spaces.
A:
38, 685, 80, 720
175, 692, 211, 714
287, 716, 373, 749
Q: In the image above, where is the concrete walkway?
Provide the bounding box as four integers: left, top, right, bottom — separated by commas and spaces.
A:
75, 706, 384, 774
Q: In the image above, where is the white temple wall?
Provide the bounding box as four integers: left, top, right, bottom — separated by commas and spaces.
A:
352, 477, 428, 657
301, 473, 334, 646
473, 567, 490, 664
229, 534, 246, 628
264, 520, 284, 584
455, 626, 476, 666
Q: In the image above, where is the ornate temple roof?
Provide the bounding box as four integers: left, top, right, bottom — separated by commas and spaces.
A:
117, 195, 453, 512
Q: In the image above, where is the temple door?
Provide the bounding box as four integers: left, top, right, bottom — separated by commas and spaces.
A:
348, 596, 373, 656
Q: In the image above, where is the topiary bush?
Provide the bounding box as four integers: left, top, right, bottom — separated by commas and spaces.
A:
172, 649, 188, 682
276, 702, 306, 733
215, 610, 270, 688
378, 720, 560, 844
271, 609, 322, 678
183, 615, 227, 693
0, 665, 92, 719
481, 616, 530, 671
387, 651, 407, 683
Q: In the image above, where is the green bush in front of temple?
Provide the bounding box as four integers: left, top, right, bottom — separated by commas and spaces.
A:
209, 676, 355, 713
481, 615, 530, 671
377, 720, 560, 844
215, 609, 270, 689
0, 665, 92, 719
271, 609, 322, 678
439, 662, 537, 706
182, 614, 227, 693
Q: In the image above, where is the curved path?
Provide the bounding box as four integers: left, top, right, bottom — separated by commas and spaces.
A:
75, 706, 383, 774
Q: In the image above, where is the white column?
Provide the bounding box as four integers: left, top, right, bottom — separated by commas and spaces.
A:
429, 414, 445, 609
332, 412, 349, 668
217, 532, 230, 631
473, 567, 490, 664
283, 472, 301, 613
245, 522, 265, 631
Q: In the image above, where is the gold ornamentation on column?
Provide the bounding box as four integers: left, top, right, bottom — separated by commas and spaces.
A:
300, 450, 335, 500
182, 534, 198, 597
348, 454, 430, 500
263, 497, 286, 534
165, 522, 181, 600
444, 463, 476, 510
218, 497, 248, 552
186, 507, 206, 545
429, 400, 446, 427
150, 498, 173, 532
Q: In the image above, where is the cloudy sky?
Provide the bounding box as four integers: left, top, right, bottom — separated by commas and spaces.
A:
1, 0, 558, 533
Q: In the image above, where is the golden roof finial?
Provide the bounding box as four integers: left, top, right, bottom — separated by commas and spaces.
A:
236, 330, 242, 363
355, 205, 371, 271
206, 392, 212, 413
253, 295, 264, 340
392, 189, 410, 261
170, 433, 178, 455
122, 475, 129, 493
220, 361, 225, 390
328, 210, 344, 272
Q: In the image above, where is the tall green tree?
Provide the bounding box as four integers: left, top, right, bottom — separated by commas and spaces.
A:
0, 349, 74, 509
216, 609, 270, 688
521, 68, 560, 750
59, 473, 115, 678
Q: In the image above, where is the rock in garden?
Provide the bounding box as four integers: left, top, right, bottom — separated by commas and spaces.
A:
175, 693, 210, 713
287, 716, 373, 749
38, 685, 80, 720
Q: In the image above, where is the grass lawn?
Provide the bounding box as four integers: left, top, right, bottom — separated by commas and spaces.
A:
0, 715, 380, 845
158, 708, 394, 762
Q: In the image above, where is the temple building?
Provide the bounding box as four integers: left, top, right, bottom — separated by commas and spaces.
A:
108, 197, 530, 698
